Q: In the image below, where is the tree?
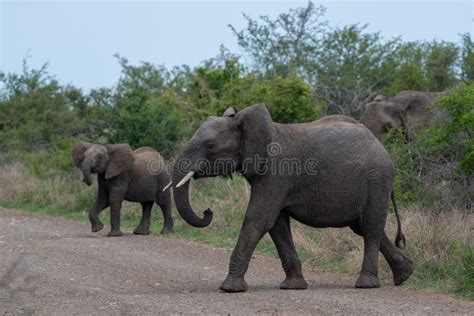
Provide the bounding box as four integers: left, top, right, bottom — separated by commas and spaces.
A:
230, 3, 401, 118
315, 25, 399, 118
0, 61, 82, 150
460, 33, 474, 82
229, 2, 328, 80
108, 57, 190, 157
82, 87, 115, 141
384, 41, 427, 95
215, 74, 322, 123
184, 49, 243, 117
425, 41, 458, 91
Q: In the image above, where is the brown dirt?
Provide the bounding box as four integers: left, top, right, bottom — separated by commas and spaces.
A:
0, 207, 472, 315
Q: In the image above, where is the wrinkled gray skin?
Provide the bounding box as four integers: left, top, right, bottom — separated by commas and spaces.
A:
360, 91, 444, 140
171, 104, 415, 292
72, 142, 173, 237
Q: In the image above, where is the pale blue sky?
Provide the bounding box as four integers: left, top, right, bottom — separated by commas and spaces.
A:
1, 1, 473, 90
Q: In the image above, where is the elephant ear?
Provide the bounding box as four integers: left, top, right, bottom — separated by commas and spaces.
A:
235, 104, 274, 177
72, 141, 93, 167
223, 106, 238, 117
105, 144, 135, 180
373, 95, 387, 102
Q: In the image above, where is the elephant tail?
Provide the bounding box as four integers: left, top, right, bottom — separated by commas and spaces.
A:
391, 190, 406, 249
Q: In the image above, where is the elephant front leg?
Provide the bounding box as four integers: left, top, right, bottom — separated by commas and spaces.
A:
108, 189, 125, 237
89, 178, 108, 232
134, 202, 153, 235
156, 190, 173, 234
219, 222, 263, 293
89, 196, 108, 233
269, 212, 307, 290
220, 191, 282, 293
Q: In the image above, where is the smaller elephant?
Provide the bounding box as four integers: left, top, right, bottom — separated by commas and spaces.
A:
72, 142, 173, 237
360, 90, 445, 140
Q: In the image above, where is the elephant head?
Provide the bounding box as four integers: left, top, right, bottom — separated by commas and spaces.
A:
360, 91, 443, 140
170, 104, 273, 227
359, 97, 408, 140
72, 141, 134, 186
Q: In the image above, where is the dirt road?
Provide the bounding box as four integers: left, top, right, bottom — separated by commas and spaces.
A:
0, 208, 471, 315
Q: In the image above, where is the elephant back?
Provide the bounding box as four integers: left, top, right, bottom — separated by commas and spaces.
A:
132, 147, 166, 177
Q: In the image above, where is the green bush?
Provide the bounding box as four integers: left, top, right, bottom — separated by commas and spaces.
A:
215, 74, 323, 123
18, 138, 75, 178
384, 83, 474, 210
421, 83, 474, 175
0, 64, 83, 151
109, 87, 191, 157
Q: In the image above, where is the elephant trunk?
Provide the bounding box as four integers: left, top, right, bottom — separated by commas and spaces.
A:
81, 158, 93, 186
172, 162, 213, 228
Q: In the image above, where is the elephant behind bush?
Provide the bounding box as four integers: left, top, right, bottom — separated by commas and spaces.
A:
360, 90, 445, 140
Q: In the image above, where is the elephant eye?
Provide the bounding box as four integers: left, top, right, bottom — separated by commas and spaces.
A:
206, 141, 215, 149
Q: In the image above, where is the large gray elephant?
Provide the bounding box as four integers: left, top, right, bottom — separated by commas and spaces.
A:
72, 142, 173, 237
166, 104, 414, 292
360, 90, 444, 140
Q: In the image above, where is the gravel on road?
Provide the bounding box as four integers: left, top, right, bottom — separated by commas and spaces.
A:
0, 208, 472, 315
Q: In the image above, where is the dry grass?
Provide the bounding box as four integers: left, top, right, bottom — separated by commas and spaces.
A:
0, 161, 39, 201
292, 207, 473, 282
0, 161, 93, 213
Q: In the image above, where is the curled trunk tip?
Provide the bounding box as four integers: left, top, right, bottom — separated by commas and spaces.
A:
172, 180, 213, 228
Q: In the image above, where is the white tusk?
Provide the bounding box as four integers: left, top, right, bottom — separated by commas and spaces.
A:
162, 181, 173, 192
176, 171, 195, 188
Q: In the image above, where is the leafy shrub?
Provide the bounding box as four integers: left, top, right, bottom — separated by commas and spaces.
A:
421, 83, 474, 175
109, 87, 191, 157
384, 83, 473, 210
106, 57, 193, 157
18, 138, 76, 178
215, 74, 323, 123
0, 64, 82, 151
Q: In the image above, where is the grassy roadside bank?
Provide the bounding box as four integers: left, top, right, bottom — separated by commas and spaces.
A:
1, 161, 472, 299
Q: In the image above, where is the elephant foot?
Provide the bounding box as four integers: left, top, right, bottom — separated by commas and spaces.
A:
392, 257, 415, 286
219, 276, 248, 293
108, 230, 123, 237
280, 276, 308, 290
355, 271, 380, 288
160, 226, 173, 235
133, 226, 150, 235
91, 222, 104, 233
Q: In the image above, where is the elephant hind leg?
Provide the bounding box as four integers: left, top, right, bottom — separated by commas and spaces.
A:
356, 232, 383, 288
134, 201, 153, 235
269, 212, 307, 290
380, 233, 415, 285
350, 216, 384, 288
156, 190, 173, 234
350, 223, 415, 286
